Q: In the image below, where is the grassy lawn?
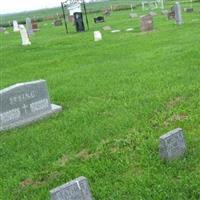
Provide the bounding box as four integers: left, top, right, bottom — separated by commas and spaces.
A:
0, 3, 200, 199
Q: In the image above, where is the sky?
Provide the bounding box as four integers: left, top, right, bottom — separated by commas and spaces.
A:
0, 0, 92, 14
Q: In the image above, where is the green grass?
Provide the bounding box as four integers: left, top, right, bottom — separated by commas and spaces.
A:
1, 3, 200, 199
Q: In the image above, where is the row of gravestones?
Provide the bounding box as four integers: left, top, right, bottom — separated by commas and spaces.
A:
13, 18, 39, 46
0, 80, 187, 199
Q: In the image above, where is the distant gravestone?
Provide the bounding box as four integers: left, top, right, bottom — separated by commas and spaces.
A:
185, 8, 193, 13
13, 20, 19, 32
102, 26, 112, 31
174, 2, 183, 25
111, 30, 121, 33
32, 22, 39, 32
129, 13, 138, 18
0, 80, 62, 132
126, 28, 134, 32
161, 10, 169, 16
94, 31, 102, 42
0, 27, 5, 32
94, 16, 105, 23
140, 15, 153, 32
149, 11, 157, 16
160, 128, 186, 160
54, 19, 63, 26
50, 176, 93, 200
19, 25, 31, 46
26, 18, 33, 35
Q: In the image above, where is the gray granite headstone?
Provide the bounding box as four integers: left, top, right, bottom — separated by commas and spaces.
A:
160, 128, 186, 160
26, 18, 33, 35
174, 2, 183, 25
0, 80, 62, 132
50, 176, 93, 200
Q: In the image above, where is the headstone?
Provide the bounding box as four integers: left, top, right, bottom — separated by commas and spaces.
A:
102, 26, 112, 31
94, 31, 102, 42
0, 27, 5, 32
111, 30, 120, 33
160, 128, 186, 160
168, 11, 175, 20
13, 20, 19, 32
185, 8, 193, 13
126, 28, 134, 32
50, 176, 93, 200
32, 22, 39, 32
129, 13, 138, 18
174, 2, 183, 25
161, 10, 169, 16
140, 15, 153, 32
19, 25, 31, 46
0, 80, 62, 132
94, 16, 105, 23
103, 9, 111, 16
149, 11, 157, 16
26, 18, 33, 35
54, 19, 63, 26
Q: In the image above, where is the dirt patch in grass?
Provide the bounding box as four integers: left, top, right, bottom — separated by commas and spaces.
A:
166, 96, 183, 109
164, 113, 188, 127
57, 154, 69, 166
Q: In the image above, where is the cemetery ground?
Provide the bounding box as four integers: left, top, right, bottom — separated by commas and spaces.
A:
1, 3, 200, 199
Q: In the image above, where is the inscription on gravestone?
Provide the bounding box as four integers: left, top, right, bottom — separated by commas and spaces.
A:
0, 80, 62, 132
160, 128, 186, 160
50, 176, 93, 200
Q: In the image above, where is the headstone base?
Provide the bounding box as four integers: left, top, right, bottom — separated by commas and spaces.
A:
0, 104, 62, 132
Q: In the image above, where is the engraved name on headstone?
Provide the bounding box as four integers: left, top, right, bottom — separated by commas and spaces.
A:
0, 80, 62, 132
160, 128, 186, 160
50, 176, 93, 200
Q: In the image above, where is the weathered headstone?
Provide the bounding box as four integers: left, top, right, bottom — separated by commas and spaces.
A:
26, 18, 33, 35
129, 13, 138, 18
32, 22, 39, 32
149, 11, 157, 16
184, 8, 193, 13
13, 20, 19, 32
50, 176, 93, 200
140, 15, 153, 32
111, 30, 121, 33
0, 80, 62, 132
19, 25, 31, 46
160, 128, 186, 160
126, 28, 134, 32
94, 31, 102, 42
102, 26, 112, 31
0, 27, 5, 32
174, 2, 183, 25
54, 19, 63, 26
94, 16, 105, 23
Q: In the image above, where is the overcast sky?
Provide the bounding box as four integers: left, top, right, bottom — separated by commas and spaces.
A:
0, 0, 88, 14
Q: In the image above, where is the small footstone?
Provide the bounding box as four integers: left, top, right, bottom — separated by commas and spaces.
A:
126, 28, 134, 32
111, 30, 120, 33
160, 128, 186, 160
50, 176, 93, 200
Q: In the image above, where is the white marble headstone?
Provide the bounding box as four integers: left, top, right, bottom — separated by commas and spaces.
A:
19, 25, 31, 46
13, 20, 19, 32
94, 31, 102, 42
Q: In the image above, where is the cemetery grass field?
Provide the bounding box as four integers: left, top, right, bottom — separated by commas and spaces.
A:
1, 3, 200, 199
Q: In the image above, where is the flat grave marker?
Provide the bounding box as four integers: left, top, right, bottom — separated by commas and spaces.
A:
0, 80, 62, 132
50, 176, 93, 200
160, 128, 186, 160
